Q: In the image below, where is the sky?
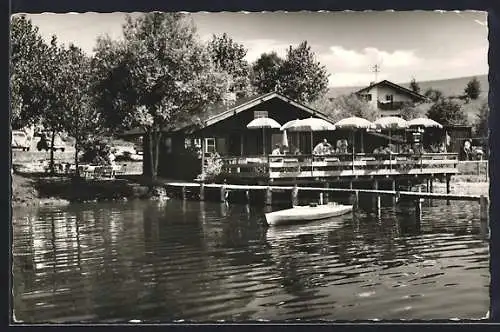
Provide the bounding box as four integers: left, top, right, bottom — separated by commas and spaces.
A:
23, 11, 488, 88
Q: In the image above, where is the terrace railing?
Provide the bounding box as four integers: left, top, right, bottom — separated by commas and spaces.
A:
218, 153, 459, 179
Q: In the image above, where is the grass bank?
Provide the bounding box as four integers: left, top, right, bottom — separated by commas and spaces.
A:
11, 173, 152, 208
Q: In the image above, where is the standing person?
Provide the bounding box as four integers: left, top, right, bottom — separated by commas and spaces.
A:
463, 140, 472, 161
108, 148, 116, 166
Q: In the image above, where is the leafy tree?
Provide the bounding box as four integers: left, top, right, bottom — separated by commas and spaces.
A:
92, 13, 231, 179
426, 98, 468, 127
310, 94, 379, 122
10, 15, 49, 128
474, 101, 489, 138
409, 78, 421, 94
251, 52, 284, 94
464, 76, 481, 100
277, 41, 330, 103
399, 101, 426, 120
60, 45, 106, 174
207, 33, 253, 97
424, 88, 444, 103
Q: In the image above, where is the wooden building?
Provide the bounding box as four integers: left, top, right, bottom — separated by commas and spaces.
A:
123, 92, 459, 189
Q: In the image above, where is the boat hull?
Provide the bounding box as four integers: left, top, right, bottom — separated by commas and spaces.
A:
265, 204, 353, 226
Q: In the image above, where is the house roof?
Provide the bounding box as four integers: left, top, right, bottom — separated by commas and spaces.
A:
355, 80, 429, 101
121, 92, 333, 136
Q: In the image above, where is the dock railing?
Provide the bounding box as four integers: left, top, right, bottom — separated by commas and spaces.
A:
219, 153, 459, 179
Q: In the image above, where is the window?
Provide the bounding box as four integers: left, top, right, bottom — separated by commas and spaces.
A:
205, 138, 216, 153
184, 138, 193, 149
164, 137, 172, 154
386, 94, 394, 102
254, 110, 268, 119
360, 94, 372, 101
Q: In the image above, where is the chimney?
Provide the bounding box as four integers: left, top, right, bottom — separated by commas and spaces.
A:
369, 81, 375, 86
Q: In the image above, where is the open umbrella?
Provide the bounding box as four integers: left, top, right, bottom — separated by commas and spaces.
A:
283, 117, 336, 154
247, 117, 281, 155
374, 116, 408, 150
408, 117, 443, 129
282, 117, 336, 175
334, 116, 375, 154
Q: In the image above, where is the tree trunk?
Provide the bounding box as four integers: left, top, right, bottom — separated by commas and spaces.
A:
49, 130, 56, 174
74, 138, 79, 177
148, 131, 155, 180
153, 131, 161, 179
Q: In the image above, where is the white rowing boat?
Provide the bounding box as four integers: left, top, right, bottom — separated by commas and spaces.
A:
265, 203, 353, 226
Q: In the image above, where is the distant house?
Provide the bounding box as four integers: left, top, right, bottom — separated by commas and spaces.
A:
355, 80, 429, 117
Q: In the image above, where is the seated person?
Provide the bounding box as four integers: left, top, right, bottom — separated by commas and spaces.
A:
313, 139, 333, 155
271, 144, 282, 155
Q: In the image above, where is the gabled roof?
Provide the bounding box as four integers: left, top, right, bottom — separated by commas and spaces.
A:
121, 92, 333, 136
355, 80, 428, 101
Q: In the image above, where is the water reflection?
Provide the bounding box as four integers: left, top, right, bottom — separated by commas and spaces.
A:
12, 197, 489, 322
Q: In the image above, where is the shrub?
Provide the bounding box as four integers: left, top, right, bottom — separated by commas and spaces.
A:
80, 138, 112, 165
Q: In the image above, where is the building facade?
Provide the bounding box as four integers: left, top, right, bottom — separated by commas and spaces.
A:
355, 80, 429, 117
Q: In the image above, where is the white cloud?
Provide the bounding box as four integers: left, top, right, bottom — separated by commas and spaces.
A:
328, 72, 388, 87
320, 46, 422, 70
242, 39, 293, 62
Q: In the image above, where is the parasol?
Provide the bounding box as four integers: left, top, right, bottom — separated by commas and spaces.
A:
407, 117, 443, 129
334, 116, 375, 154
247, 117, 281, 155
283, 117, 336, 155
374, 116, 408, 149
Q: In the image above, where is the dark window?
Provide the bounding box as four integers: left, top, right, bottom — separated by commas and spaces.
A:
360, 94, 372, 101
254, 110, 268, 119
386, 94, 394, 101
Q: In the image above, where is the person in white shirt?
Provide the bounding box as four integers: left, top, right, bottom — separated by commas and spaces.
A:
271, 144, 282, 155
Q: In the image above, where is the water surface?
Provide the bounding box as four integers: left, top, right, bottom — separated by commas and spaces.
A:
12, 197, 489, 322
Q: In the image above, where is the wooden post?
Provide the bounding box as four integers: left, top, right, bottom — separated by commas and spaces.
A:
324, 183, 330, 204
426, 178, 430, 193
354, 190, 359, 208
429, 177, 434, 193
265, 187, 273, 205
199, 183, 205, 201
349, 180, 353, 190
391, 180, 397, 205
291, 185, 299, 206
319, 192, 324, 205
415, 186, 422, 223
373, 179, 381, 214
220, 184, 227, 203
181, 186, 187, 200
480, 195, 489, 223
446, 174, 451, 194
245, 190, 250, 202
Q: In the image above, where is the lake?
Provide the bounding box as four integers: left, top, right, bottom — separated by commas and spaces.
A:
11, 196, 490, 322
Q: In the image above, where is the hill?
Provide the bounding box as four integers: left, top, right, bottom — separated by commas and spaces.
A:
327, 74, 488, 99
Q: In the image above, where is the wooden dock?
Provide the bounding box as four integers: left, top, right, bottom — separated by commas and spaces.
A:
162, 181, 489, 223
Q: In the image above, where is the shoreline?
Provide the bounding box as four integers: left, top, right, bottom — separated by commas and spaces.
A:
11, 173, 489, 208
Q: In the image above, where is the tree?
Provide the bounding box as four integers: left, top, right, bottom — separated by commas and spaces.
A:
409, 78, 421, 94
426, 98, 468, 127
277, 41, 330, 103
399, 101, 426, 120
474, 101, 489, 138
310, 94, 379, 122
424, 88, 444, 103
251, 52, 284, 94
207, 33, 253, 97
464, 76, 481, 100
92, 13, 231, 179
10, 15, 50, 128
60, 45, 105, 175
